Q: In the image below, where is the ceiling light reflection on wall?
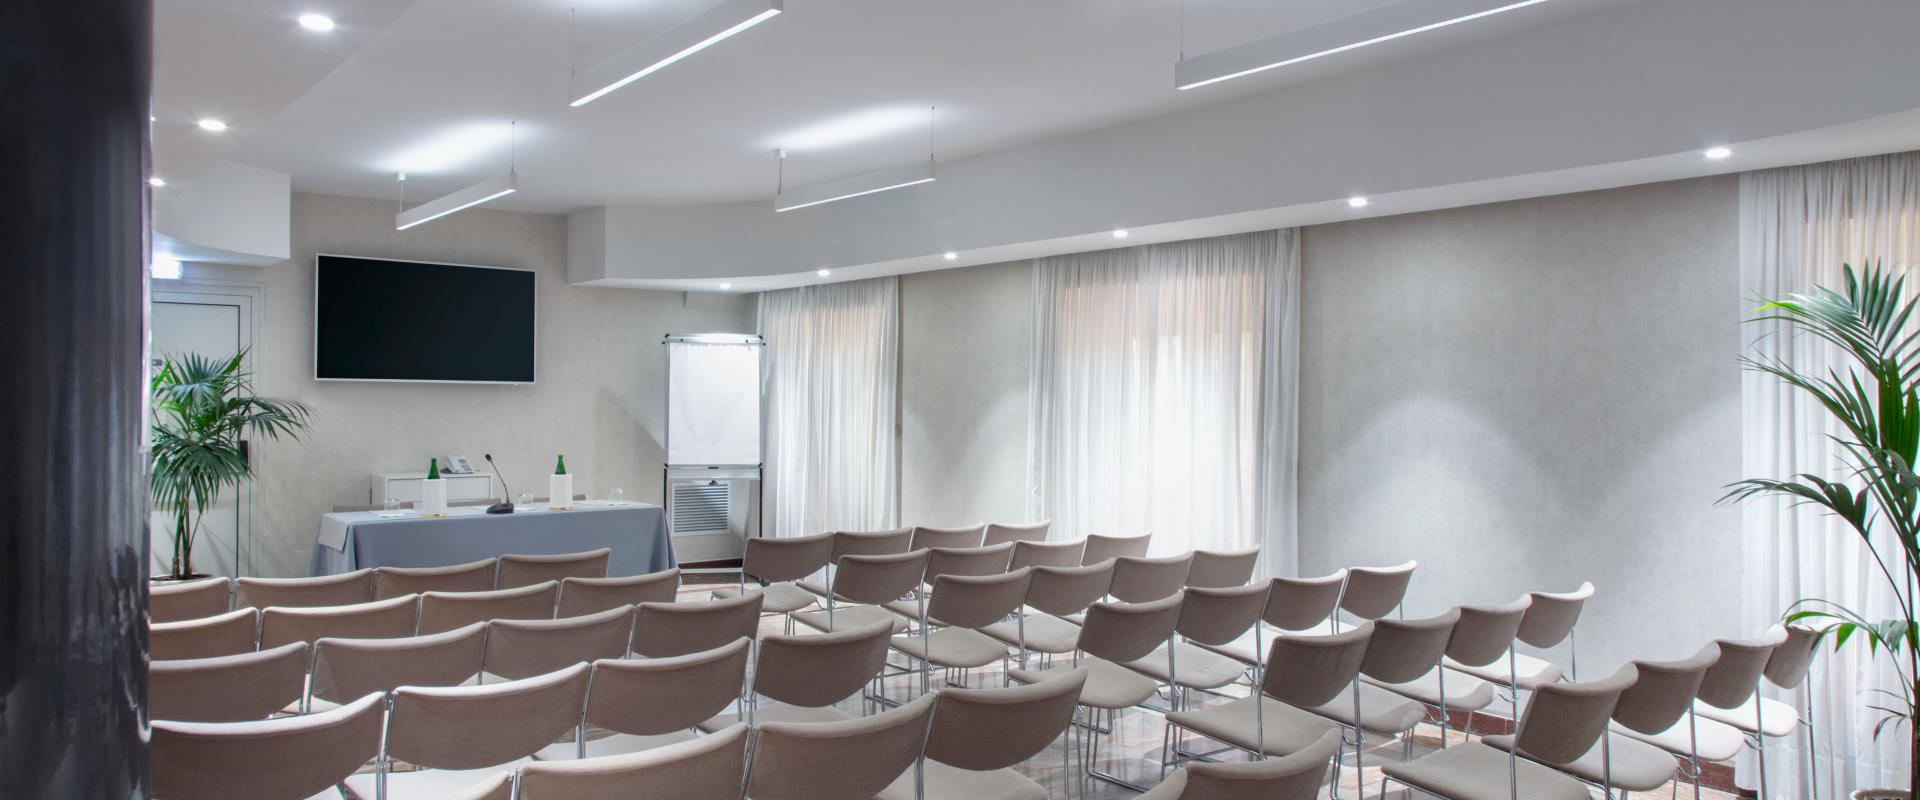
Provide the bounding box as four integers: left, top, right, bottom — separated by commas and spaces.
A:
1176, 0, 1550, 90
570, 0, 782, 108
771, 107, 931, 151
380, 121, 517, 175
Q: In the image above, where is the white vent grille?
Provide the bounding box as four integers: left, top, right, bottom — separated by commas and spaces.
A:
671, 482, 731, 535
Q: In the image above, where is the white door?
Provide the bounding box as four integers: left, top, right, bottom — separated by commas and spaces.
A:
151, 288, 256, 578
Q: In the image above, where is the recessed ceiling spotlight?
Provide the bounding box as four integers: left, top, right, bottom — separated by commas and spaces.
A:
197, 118, 228, 132
720, 282, 733, 290
298, 13, 335, 32
943, 251, 958, 261
151, 257, 183, 280
1348, 196, 1370, 208
1704, 146, 1732, 160
816, 269, 831, 277
1112, 229, 1129, 239
148, 177, 165, 187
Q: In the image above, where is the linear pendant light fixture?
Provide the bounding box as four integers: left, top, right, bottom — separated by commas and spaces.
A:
1175, 0, 1549, 90
396, 171, 519, 230
773, 106, 939, 212
571, 0, 782, 107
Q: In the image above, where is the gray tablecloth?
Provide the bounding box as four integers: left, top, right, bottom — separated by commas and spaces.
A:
309, 502, 675, 577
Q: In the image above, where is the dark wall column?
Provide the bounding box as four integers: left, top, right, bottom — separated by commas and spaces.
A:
0, 0, 153, 797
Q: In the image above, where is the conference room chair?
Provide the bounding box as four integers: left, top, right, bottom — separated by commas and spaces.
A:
1619, 626, 1789, 799
551, 637, 751, 760
497, 548, 612, 590
1193, 570, 1347, 669
1299, 560, 1418, 635
1693, 624, 1822, 798
700, 620, 894, 729
982, 561, 1114, 670
1185, 546, 1261, 589
882, 543, 1015, 623
909, 524, 987, 551
436, 773, 512, 800
1380, 663, 1640, 800
1009, 538, 1085, 570
876, 668, 1090, 800
150, 642, 309, 723
742, 693, 939, 800
236, 569, 375, 610
1138, 728, 1341, 800
1298, 610, 1459, 789
374, 559, 497, 600
150, 691, 385, 800
891, 568, 1033, 696
518, 723, 749, 800
711, 532, 833, 626
555, 568, 680, 617
982, 519, 1052, 548
482, 605, 634, 681
418, 581, 559, 635
307, 622, 488, 713
150, 576, 232, 623
1079, 532, 1151, 565
791, 549, 930, 635
1451, 582, 1596, 707
1107, 553, 1194, 604
259, 594, 420, 650
151, 607, 259, 660
343, 663, 592, 800
1124, 584, 1270, 711
1407, 595, 1531, 744
630, 592, 763, 658
797, 527, 914, 599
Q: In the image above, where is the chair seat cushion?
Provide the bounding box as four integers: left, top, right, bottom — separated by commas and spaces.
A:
1445, 652, 1564, 692
797, 579, 831, 598
1693, 696, 1800, 737
1123, 642, 1248, 691
791, 605, 910, 634
875, 760, 1047, 800
881, 596, 936, 625
1191, 633, 1261, 667
981, 614, 1081, 655
1301, 682, 1430, 737
1482, 732, 1680, 792
1008, 658, 1159, 710
1380, 742, 1592, 800
891, 629, 1010, 669
532, 729, 697, 760
343, 761, 532, 799
1135, 769, 1186, 799
698, 702, 852, 733
711, 581, 818, 614
1164, 695, 1341, 758
1614, 714, 1745, 762
1364, 667, 1495, 713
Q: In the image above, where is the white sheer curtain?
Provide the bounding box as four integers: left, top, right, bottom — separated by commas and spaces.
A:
1028, 229, 1299, 575
759, 277, 899, 537
1741, 151, 1920, 795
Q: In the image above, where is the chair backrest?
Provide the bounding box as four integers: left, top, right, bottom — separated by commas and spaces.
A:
1513, 664, 1640, 765
1337, 561, 1416, 620
151, 607, 258, 660
910, 524, 987, 551
516, 722, 750, 800
926, 568, 1032, 629
1263, 571, 1347, 632
1109, 554, 1194, 603
744, 693, 939, 800
829, 527, 913, 560
631, 592, 763, 658
1260, 622, 1373, 708
1697, 625, 1788, 710
827, 550, 930, 606
1080, 532, 1151, 565
983, 520, 1052, 548
418, 581, 558, 635
374, 559, 497, 600
1078, 594, 1184, 664
1613, 643, 1720, 736
925, 543, 1014, 581
1176, 584, 1270, 647
1515, 581, 1595, 649
235, 569, 374, 610
1444, 595, 1532, 668
442, 773, 513, 800
151, 692, 385, 800
1010, 539, 1085, 570
1025, 562, 1115, 617
742, 533, 836, 583
1187, 547, 1261, 589
1359, 609, 1460, 684
150, 576, 232, 623
1764, 625, 1821, 690
556, 569, 680, 617
386, 663, 592, 770
259, 595, 419, 650
151, 642, 309, 723
1176, 728, 1341, 800
754, 620, 895, 708
497, 549, 613, 589
925, 669, 1088, 771
585, 638, 752, 735
484, 605, 634, 680
309, 622, 488, 705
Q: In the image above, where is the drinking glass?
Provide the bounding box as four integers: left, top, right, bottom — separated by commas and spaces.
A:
384, 497, 402, 513
608, 488, 625, 504
518, 492, 534, 509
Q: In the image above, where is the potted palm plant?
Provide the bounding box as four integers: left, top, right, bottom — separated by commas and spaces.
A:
149, 350, 313, 580
1727, 263, 1918, 799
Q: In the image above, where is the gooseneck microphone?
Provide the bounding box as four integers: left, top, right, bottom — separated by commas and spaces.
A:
484, 453, 515, 514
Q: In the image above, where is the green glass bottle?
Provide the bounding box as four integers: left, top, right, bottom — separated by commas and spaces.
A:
427, 457, 440, 480
554, 455, 567, 475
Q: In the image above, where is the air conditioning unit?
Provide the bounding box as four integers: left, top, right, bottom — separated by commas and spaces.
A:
670, 481, 731, 535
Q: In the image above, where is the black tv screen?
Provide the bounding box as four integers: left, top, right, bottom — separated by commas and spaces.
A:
314, 254, 536, 383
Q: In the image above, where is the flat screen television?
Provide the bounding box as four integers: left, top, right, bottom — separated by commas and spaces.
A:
314, 254, 536, 383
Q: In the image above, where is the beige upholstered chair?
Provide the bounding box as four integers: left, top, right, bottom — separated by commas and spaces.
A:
259, 594, 419, 650
1451, 582, 1595, 698
1079, 532, 1151, 565
743, 693, 939, 800
1107, 554, 1194, 603
982, 520, 1052, 548
483, 605, 634, 680
556, 569, 679, 617
1694, 625, 1820, 798
236, 569, 374, 610
1162, 623, 1373, 774
151, 691, 385, 800
631, 591, 762, 658
418, 581, 558, 635
1139, 728, 1341, 800
1298, 560, 1417, 635
1419, 595, 1532, 742
1297, 609, 1459, 788
891, 568, 1033, 695
1193, 570, 1347, 667
711, 532, 834, 621
1619, 627, 1789, 798
876, 669, 1089, 800
1124, 584, 1270, 707
519, 723, 749, 800
909, 524, 987, 551
552, 637, 752, 759
982, 561, 1114, 667
437, 773, 513, 800
882, 544, 1015, 621
150, 576, 232, 623
1008, 538, 1084, 570
497, 548, 612, 589
151, 641, 309, 723
374, 559, 497, 600
791, 550, 930, 635
797, 527, 914, 598
1186, 546, 1261, 589
151, 607, 258, 660
1380, 663, 1639, 800
702, 620, 894, 729
308, 622, 487, 711
343, 663, 593, 799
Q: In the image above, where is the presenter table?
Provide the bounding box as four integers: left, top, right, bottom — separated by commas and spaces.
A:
309, 501, 675, 578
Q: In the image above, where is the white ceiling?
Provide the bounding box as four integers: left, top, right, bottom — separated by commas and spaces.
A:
155, 0, 1645, 213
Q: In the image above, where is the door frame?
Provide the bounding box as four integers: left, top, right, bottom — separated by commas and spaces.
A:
151, 278, 265, 576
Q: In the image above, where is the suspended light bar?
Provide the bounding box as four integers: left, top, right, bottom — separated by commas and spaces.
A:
571, 0, 782, 108
1175, 0, 1549, 90
773, 160, 935, 213
396, 171, 518, 230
